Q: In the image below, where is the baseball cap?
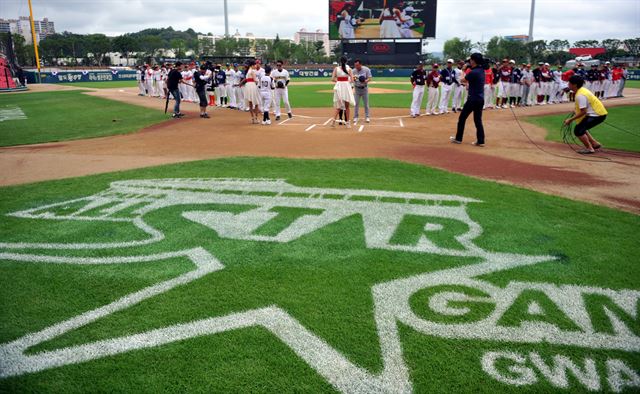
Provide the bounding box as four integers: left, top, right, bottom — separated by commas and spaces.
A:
544, 62, 550, 66
432, 63, 439, 68
510, 60, 516, 64
605, 61, 611, 65
447, 59, 454, 63
538, 62, 544, 65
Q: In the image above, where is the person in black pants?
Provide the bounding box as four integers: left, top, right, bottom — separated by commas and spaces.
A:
451, 53, 485, 146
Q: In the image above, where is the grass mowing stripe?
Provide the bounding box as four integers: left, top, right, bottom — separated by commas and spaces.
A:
0, 90, 167, 147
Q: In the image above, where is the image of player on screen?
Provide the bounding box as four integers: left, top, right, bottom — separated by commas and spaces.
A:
329, 0, 434, 40
336, 3, 365, 39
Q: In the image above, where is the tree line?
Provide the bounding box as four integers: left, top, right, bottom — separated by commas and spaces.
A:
2, 26, 331, 67
442, 37, 640, 65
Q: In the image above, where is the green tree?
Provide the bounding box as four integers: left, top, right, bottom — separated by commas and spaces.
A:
525, 40, 547, 63
573, 40, 599, 48
112, 34, 138, 65
140, 35, 163, 61
623, 38, 640, 57
87, 34, 111, 66
443, 37, 473, 62
485, 36, 506, 61
170, 38, 186, 58
547, 39, 569, 53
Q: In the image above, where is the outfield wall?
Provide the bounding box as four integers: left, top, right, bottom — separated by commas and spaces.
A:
27, 69, 640, 83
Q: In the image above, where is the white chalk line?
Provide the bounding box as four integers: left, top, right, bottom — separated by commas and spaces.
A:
358, 125, 364, 133
323, 118, 333, 126
399, 118, 404, 128
305, 124, 317, 132
278, 118, 291, 125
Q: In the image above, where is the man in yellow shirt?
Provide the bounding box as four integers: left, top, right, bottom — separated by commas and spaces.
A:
563, 75, 608, 154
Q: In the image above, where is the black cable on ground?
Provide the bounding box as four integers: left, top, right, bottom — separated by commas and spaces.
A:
508, 106, 611, 163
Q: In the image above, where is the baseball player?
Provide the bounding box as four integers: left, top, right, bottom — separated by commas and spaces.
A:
451, 61, 465, 112
520, 63, 533, 106
152, 66, 163, 97
540, 63, 553, 104
145, 65, 154, 98
586, 64, 598, 96
353, 59, 372, 123
611, 64, 624, 98
438, 59, 456, 114
136, 66, 145, 96
508, 60, 522, 107
602, 61, 612, 99
410, 61, 427, 117
426, 64, 441, 115
232, 63, 245, 111
214, 65, 227, 106
483, 63, 495, 109
398, 2, 416, 38
495, 59, 512, 109
271, 60, 293, 120
225, 63, 236, 108
259, 66, 275, 125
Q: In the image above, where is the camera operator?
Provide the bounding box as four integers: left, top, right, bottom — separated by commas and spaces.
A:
353, 59, 372, 123
451, 53, 486, 146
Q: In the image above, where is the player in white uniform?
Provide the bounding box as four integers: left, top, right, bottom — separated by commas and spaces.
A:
451, 61, 465, 112
259, 66, 275, 125
153, 66, 163, 97
232, 64, 245, 111
399, 4, 416, 38
145, 66, 154, 97
224, 64, 236, 109
271, 60, 293, 121
136, 66, 145, 96
338, 8, 357, 39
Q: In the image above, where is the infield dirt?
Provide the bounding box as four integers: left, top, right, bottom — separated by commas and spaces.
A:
1, 85, 639, 213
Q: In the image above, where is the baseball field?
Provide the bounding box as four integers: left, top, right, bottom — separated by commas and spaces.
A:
0, 81, 639, 393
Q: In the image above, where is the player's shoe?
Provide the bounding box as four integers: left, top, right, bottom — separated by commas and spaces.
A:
353, 118, 359, 124
449, 136, 462, 144
452, 108, 457, 113
266, 120, 272, 125
200, 113, 210, 119
346, 121, 351, 129
288, 113, 292, 119
366, 117, 370, 123
276, 116, 281, 121
471, 141, 485, 147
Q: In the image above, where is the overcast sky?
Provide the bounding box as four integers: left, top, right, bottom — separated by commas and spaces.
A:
1, 0, 638, 52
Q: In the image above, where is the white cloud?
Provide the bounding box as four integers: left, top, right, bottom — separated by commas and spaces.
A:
1, 0, 638, 52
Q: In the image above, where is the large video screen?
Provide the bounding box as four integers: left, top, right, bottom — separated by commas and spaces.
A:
329, 0, 437, 40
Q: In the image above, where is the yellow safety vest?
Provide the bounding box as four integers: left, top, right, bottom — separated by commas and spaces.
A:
575, 87, 608, 124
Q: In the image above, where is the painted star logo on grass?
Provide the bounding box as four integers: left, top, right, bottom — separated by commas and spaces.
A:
0, 179, 638, 392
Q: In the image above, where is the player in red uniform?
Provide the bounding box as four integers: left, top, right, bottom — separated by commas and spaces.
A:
483, 65, 495, 109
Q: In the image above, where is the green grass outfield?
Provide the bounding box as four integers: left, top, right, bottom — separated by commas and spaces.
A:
0, 157, 638, 392
0, 90, 167, 147
59, 80, 140, 89
525, 105, 640, 153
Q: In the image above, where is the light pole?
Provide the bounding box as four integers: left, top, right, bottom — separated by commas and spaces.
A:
224, 0, 229, 37
528, 0, 535, 42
